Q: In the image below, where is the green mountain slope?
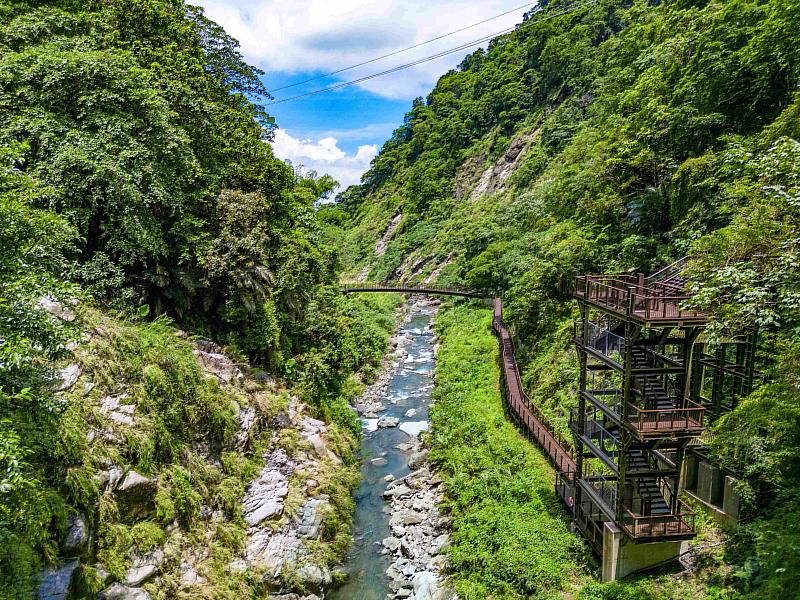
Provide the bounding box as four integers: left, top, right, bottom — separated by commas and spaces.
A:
333, 0, 800, 597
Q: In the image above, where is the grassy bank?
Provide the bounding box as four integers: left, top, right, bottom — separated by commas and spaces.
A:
429, 304, 588, 599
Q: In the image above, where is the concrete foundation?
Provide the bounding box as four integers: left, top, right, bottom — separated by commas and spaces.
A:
601, 522, 686, 581
697, 461, 721, 505
684, 454, 699, 492
685, 454, 741, 527
722, 476, 740, 521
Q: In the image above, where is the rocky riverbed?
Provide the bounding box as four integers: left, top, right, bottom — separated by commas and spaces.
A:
331, 298, 455, 600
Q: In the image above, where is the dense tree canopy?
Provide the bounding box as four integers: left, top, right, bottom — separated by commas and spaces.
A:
0, 1, 389, 592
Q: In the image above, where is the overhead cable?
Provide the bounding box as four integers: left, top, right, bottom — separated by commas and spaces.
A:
267, 0, 598, 106
269, 1, 540, 93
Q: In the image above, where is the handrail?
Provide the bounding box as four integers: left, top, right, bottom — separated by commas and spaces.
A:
621, 500, 696, 539
576, 275, 705, 322
341, 280, 488, 299
626, 400, 704, 434
646, 256, 689, 285
493, 298, 576, 477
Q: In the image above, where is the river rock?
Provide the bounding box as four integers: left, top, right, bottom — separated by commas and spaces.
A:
97, 583, 152, 600
378, 416, 400, 428
38, 558, 79, 600
408, 449, 429, 470
62, 513, 90, 557
295, 564, 332, 591
392, 509, 425, 526
382, 536, 401, 552
384, 484, 412, 499
404, 408, 418, 418
412, 571, 441, 600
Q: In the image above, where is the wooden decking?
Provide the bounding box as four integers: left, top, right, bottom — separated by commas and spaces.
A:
493, 298, 576, 476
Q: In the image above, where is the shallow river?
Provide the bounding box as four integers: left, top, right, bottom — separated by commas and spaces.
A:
330, 302, 437, 600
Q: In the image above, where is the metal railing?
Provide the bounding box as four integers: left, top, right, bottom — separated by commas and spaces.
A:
574, 499, 606, 553
646, 257, 689, 286
340, 280, 487, 298
493, 298, 576, 475
581, 413, 620, 462
584, 473, 618, 512
575, 275, 706, 322
621, 501, 696, 539
626, 400, 705, 435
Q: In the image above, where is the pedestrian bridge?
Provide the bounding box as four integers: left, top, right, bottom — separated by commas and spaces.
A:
340, 281, 488, 299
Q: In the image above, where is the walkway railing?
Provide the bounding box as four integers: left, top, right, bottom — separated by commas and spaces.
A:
621, 501, 696, 539
341, 280, 488, 299
492, 298, 577, 479
575, 274, 706, 323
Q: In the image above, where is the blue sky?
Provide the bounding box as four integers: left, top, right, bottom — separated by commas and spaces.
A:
195, 0, 535, 188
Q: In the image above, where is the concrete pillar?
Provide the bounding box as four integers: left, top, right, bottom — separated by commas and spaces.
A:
602, 521, 685, 581
615, 539, 686, 579
601, 522, 622, 582
723, 476, 740, 522
697, 461, 720, 505
684, 454, 699, 492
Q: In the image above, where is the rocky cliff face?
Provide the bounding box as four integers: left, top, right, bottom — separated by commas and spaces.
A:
34, 302, 355, 600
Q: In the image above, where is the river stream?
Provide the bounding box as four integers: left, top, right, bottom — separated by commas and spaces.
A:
330, 300, 438, 600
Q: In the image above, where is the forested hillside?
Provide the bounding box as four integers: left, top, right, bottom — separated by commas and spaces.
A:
0, 1, 395, 597
332, 0, 800, 597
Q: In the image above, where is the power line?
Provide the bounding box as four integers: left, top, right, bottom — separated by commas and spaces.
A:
267, 0, 598, 106
269, 1, 540, 93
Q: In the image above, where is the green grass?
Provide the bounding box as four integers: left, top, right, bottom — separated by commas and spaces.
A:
430, 304, 589, 599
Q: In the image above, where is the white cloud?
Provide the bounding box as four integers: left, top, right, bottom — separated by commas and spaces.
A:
194, 0, 532, 99
271, 129, 377, 189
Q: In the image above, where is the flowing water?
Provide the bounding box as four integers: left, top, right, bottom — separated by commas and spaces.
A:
330, 301, 437, 600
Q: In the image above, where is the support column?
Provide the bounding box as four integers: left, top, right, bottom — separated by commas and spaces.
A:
601, 522, 622, 582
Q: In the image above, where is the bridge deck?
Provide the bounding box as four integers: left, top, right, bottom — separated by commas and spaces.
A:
341, 282, 487, 299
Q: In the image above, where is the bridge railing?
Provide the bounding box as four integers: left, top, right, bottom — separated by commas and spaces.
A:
493, 298, 576, 477
340, 280, 487, 298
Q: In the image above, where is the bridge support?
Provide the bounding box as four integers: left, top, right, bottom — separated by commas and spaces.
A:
602, 523, 686, 581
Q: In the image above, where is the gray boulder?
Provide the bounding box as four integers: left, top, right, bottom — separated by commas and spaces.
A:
97, 583, 151, 600
295, 564, 332, 591
38, 558, 79, 600
412, 571, 439, 600
125, 565, 156, 587
62, 513, 91, 557
56, 364, 82, 391
115, 471, 156, 522
408, 449, 430, 470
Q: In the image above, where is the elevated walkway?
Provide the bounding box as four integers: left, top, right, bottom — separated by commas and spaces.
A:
341, 281, 488, 299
